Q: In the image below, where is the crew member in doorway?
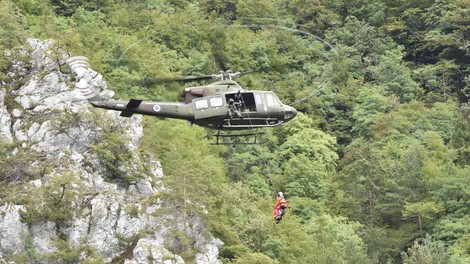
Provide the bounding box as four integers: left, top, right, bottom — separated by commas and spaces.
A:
228, 98, 243, 119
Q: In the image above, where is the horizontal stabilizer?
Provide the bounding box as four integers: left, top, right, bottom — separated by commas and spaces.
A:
120, 111, 134, 117
127, 99, 143, 108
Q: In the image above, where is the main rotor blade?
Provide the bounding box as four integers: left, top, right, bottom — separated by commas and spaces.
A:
211, 45, 228, 72
143, 75, 214, 84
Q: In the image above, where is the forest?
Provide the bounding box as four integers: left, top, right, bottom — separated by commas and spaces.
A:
1, 0, 469, 263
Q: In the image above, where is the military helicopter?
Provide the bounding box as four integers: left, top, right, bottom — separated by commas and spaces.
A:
66, 56, 297, 144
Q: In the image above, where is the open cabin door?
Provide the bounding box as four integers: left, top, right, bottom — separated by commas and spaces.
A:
224, 92, 258, 113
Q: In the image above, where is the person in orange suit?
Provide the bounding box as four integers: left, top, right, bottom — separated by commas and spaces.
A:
273, 192, 291, 223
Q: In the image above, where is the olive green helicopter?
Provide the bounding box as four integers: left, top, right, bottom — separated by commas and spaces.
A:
66, 56, 297, 144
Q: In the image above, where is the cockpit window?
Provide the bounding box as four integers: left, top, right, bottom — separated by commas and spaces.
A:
266, 93, 280, 106
210, 97, 223, 107
195, 99, 208, 110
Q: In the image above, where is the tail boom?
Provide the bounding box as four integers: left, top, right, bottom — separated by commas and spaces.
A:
66, 56, 194, 122
90, 100, 194, 120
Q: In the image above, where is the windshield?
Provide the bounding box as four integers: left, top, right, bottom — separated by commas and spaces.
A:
265, 92, 281, 106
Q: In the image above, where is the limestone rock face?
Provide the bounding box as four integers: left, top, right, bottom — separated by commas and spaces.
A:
0, 90, 13, 143
0, 204, 28, 254
0, 39, 222, 263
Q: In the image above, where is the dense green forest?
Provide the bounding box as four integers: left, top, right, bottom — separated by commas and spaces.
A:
1, 0, 469, 263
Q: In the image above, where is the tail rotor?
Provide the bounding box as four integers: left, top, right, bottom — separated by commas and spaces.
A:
66, 56, 104, 101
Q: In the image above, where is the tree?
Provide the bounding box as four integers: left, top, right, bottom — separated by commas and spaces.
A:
278, 120, 338, 204
383, 0, 470, 102
49, 0, 113, 16
307, 214, 373, 264
20, 171, 84, 225
142, 118, 226, 205
279, 118, 338, 172
430, 165, 470, 219
450, 105, 470, 166
326, 16, 398, 77
89, 111, 144, 183
279, 0, 341, 35
402, 201, 444, 231
368, 48, 420, 102
0, 0, 27, 80
0, 0, 26, 49
401, 234, 458, 264
351, 85, 393, 138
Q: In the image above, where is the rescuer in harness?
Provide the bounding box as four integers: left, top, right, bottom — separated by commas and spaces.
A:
273, 192, 291, 224
228, 98, 243, 119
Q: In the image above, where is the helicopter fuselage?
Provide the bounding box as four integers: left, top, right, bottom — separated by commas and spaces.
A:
191, 90, 296, 130
90, 90, 296, 130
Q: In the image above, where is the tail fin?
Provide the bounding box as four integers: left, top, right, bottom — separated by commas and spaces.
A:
119, 99, 143, 117
66, 56, 103, 102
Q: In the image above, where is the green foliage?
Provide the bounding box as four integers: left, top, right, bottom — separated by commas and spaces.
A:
261, 237, 284, 261
0, 143, 40, 182
288, 196, 324, 222
164, 229, 197, 262
279, 125, 338, 169
402, 201, 444, 230
306, 214, 372, 264
282, 154, 328, 199
450, 233, 470, 263
401, 234, 458, 264
368, 48, 420, 102
280, 0, 341, 34
88, 111, 145, 184
325, 16, 398, 78
230, 252, 276, 264
450, 106, 470, 165
141, 118, 226, 206
3, 0, 470, 262
351, 85, 391, 138
368, 100, 460, 144
209, 182, 270, 247
19, 171, 83, 225
22, 233, 38, 263
111, 233, 140, 264
49, 0, 113, 17
219, 244, 251, 261
237, 0, 278, 19
41, 238, 80, 263
433, 216, 470, 246
0, 0, 26, 50
0, 0, 27, 80
41, 238, 105, 264
430, 165, 470, 218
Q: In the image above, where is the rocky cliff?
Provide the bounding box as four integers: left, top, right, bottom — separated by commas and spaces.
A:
0, 39, 222, 263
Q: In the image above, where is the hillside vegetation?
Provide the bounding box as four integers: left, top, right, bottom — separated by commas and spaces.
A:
1, 0, 469, 263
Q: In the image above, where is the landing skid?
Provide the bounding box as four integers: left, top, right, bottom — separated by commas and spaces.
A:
211, 128, 267, 145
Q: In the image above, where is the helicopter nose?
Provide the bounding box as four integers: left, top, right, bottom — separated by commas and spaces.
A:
284, 106, 297, 121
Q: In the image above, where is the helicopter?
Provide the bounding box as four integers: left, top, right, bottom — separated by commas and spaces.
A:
66, 56, 297, 144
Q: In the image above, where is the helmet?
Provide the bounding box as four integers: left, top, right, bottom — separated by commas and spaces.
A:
277, 192, 283, 197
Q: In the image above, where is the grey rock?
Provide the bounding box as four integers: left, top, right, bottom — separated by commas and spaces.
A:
0, 90, 12, 143
124, 238, 185, 264
0, 204, 28, 254
0, 39, 222, 263
31, 220, 58, 254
